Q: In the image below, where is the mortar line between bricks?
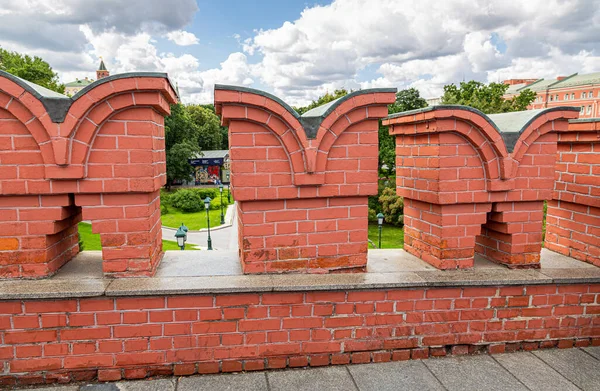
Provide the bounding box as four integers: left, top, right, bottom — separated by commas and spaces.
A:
578, 346, 600, 363
344, 365, 361, 391
529, 351, 583, 390
489, 354, 533, 391
420, 359, 449, 391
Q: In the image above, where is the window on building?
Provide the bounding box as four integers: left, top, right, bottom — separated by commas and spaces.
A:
580, 106, 585, 113
590, 91, 594, 98
550, 95, 553, 101
565, 94, 569, 100
571, 93, 575, 99
587, 105, 592, 115
582, 92, 587, 99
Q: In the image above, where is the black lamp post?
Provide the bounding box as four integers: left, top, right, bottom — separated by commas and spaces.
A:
219, 183, 225, 224
377, 213, 384, 249
227, 183, 231, 203
204, 196, 213, 250
174, 223, 188, 251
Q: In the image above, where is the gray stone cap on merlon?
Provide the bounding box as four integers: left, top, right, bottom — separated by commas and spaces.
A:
0, 70, 177, 123
570, 117, 600, 123
385, 104, 580, 152
215, 84, 396, 139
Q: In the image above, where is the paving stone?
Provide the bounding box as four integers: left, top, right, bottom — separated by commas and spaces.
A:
115, 379, 175, 391
493, 352, 580, 391
533, 348, 600, 390
538, 268, 600, 284
79, 385, 119, 391
582, 346, 600, 360
53, 251, 104, 280
267, 366, 357, 391
178, 372, 267, 391
423, 355, 528, 391
367, 249, 436, 272
348, 361, 444, 391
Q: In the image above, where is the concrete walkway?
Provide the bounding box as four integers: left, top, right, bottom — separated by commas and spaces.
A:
18, 347, 600, 390
161, 204, 237, 250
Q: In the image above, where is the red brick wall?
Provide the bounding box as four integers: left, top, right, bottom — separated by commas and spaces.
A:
0, 284, 598, 386
0, 74, 177, 278
546, 119, 600, 266
216, 87, 396, 273
385, 107, 579, 270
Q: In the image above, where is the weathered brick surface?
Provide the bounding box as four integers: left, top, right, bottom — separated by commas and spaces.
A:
0, 284, 598, 385
0, 74, 177, 278
546, 119, 600, 266
216, 87, 396, 273
384, 107, 580, 269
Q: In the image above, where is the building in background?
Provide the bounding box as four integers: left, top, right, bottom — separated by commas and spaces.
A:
503, 72, 600, 118
188, 150, 230, 185
64, 59, 110, 96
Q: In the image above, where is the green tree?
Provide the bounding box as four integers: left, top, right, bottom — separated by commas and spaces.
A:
0, 47, 65, 93
186, 104, 223, 151
441, 81, 536, 114
201, 104, 229, 149
294, 89, 350, 115
379, 88, 428, 173
164, 103, 201, 190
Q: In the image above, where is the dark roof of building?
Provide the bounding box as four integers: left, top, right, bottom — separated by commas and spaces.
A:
98, 59, 107, 71
193, 150, 229, 159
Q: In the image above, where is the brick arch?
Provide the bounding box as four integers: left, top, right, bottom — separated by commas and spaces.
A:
511, 110, 579, 166
69, 91, 172, 169
314, 107, 382, 174
218, 103, 307, 179
0, 90, 54, 164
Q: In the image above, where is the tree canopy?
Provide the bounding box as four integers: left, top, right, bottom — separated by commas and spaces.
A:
164, 103, 201, 189
441, 81, 536, 114
0, 47, 65, 94
379, 88, 429, 173
164, 103, 229, 189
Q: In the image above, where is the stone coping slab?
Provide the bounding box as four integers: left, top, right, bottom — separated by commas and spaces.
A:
0, 249, 598, 300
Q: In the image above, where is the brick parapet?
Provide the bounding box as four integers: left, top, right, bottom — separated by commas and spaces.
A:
215, 86, 396, 273
384, 106, 580, 269
545, 118, 600, 266
0, 73, 177, 278
0, 283, 597, 386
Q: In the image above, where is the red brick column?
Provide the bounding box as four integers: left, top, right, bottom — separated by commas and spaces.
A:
383, 107, 579, 269
0, 71, 177, 278
215, 86, 396, 273
545, 119, 600, 266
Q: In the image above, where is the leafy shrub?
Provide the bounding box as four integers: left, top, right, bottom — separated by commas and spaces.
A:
170, 189, 203, 212
191, 188, 217, 200
160, 191, 174, 206
368, 208, 377, 223
160, 204, 169, 215
379, 187, 404, 226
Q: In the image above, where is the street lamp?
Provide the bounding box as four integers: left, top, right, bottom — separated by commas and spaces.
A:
227, 183, 231, 203
174, 225, 187, 251
377, 213, 384, 249
219, 183, 225, 224
204, 196, 213, 250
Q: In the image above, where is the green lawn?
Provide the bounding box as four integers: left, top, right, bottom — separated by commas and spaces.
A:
368, 224, 404, 249
161, 207, 226, 230
78, 222, 198, 251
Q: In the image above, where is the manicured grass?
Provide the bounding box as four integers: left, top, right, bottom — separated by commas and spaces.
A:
368, 224, 404, 249
78, 223, 198, 251
160, 207, 225, 230
160, 188, 231, 230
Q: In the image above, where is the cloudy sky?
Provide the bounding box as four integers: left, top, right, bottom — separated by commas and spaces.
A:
0, 0, 599, 106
